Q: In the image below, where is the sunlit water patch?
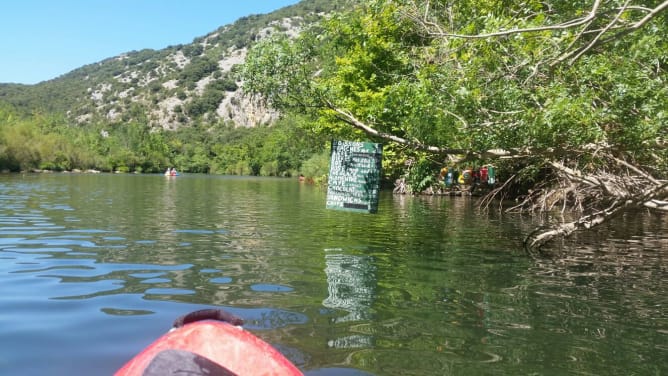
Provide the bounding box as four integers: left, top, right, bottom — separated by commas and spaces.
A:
210, 276, 233, 284
251, 283, 294, 292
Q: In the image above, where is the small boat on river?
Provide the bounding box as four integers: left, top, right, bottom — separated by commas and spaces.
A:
115, 309, 302, 376
164, 168, 179, 177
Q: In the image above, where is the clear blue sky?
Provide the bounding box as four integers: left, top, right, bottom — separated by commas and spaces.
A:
0, 0, 300, 84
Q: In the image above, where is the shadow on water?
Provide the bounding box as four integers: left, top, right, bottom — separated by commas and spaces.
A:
0, 173, 666, 375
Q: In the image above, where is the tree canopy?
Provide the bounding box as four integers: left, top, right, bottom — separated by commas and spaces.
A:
242, 0, 668, 250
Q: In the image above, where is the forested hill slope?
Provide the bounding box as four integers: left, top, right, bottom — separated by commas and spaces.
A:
0, 0, 351, 129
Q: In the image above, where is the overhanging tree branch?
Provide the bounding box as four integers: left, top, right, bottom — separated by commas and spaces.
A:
325, 99, 467, 154
406, 0, 668, 65
410, 0, 605, 39
523, 157, 668, 251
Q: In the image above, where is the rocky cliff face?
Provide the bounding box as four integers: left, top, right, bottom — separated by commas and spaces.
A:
73, 16, 308, 130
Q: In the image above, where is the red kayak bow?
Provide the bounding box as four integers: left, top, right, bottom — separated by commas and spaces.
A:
115, 309, 303, 376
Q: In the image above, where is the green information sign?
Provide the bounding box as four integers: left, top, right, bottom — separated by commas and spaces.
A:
326, 140, 383, 214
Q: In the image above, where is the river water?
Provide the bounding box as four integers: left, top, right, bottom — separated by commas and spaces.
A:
0, 173, 665, 375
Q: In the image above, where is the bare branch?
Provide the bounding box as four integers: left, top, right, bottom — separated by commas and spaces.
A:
644, 200, 668, 211
406, 0, 668, 66
325, 99, 471, 155
631, 1, 668, 29
479, 174, 516, 211
411, 0, 604, 39
556, 0, 632, 65
523, 153, 668, 252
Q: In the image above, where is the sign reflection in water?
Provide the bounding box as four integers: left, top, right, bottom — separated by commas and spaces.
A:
323, 249, 376, 349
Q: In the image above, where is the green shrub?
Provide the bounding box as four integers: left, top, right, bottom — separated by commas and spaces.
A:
300, 150, 330, 184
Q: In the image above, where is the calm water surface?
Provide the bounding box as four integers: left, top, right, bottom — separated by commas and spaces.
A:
0, 173, 665, 375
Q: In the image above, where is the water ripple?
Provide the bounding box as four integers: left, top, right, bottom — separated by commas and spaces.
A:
1, 174, 665, 376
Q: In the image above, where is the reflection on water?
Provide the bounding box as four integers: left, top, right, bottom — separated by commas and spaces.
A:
0, 173, 666, 376
323, 250, 376, 324
323, 250, 376, 350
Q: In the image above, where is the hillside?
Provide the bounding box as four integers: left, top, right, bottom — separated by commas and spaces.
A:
0, 0, 352, 130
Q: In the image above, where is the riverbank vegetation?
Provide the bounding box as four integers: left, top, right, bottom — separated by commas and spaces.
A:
242, 0, 668, 249
0, 105, 328, 177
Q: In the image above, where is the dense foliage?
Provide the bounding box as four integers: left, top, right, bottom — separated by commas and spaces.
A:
242, 0, 667, 244
244, 0, 667, 182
